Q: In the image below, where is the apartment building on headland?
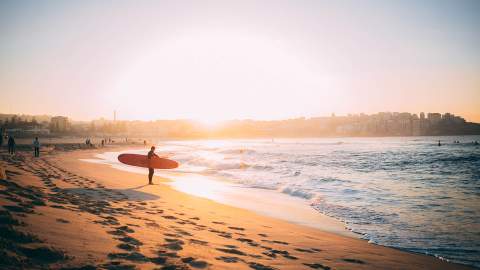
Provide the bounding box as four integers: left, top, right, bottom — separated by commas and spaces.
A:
49, 116, 70, 132
335, 112, 466, 136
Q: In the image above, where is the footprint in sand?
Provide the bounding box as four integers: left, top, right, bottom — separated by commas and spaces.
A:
248, 262, 278, 270
181, 257, 209, 268
216, 247, 246, 256
20, 246, 68, 264
146, 221, 161, 228
164, 232, 183, 238
117, 243, 137, 251
189, 239, 209, 246
342, 258, 366, 264
163, 238, 185, 251
3, 205, 34, 214
56, 218, 70, 224
236, 238, 259, 247
209, 229, 232, 239
295, 248, 318, 253
116, 225, 135, 233
303, 262, 331, 270
215, 256, 243, 263
149, 256, 167, 265
118, 236, 143, 247
162, 215, 178, 220
261, 239, 289, 246
108, 252, 149, 263
212, 221, 226, 225
157, 249, 181, 258
174, 228, 193, 236
262, 249, 297, 260
228, 226, 245, 231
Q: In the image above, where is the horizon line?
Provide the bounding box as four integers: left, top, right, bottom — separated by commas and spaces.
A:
0, 111, 476, 124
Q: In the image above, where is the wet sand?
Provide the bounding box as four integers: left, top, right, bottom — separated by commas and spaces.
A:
0, 145, 473, 269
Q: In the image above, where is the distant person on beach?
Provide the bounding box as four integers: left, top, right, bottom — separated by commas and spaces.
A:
7, 135, 16, 155
147, 146, 158, 185
33, 137, 40, 157
438, 140, 442, 146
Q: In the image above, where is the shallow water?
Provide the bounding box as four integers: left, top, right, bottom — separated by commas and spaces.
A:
93, 136, 480, 267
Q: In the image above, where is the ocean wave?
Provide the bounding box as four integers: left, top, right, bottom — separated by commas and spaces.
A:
280, 186, 316, 200
218, 148, 257, 155
184, 159, 250, 171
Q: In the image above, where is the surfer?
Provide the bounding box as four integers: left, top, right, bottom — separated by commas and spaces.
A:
7, 135, 16, 155
147, 146, 158, 185
33, 137, 40, 157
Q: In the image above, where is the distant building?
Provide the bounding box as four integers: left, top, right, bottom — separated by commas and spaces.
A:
443, 113, 454, 121
50, 116, 69, 132
453, 116, 466, 124
412, 119, 421, 135
427, 113, 442, 124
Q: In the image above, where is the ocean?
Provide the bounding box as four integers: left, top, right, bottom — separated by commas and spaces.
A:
93, 136, 480, 267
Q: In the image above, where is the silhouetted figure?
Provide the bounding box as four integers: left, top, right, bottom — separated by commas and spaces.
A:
101, 139, 105, 147
144, 140, 147, 146
438, 140, 441, 146
147, 146, 158, 185
33, 137, 40, 157
475, 141, 479, 146
7, 135, 16, 155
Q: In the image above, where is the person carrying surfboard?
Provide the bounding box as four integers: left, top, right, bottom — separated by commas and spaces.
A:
117, 149, 178, 183
147, 146, 159, 184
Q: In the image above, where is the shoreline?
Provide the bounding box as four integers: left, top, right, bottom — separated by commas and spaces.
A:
0, 145, 474, 269
82, 149, 355, 238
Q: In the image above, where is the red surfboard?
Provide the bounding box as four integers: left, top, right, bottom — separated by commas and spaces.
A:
118, 153, 179, 169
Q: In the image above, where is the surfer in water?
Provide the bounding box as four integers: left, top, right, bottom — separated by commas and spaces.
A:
147, 146, 158, 185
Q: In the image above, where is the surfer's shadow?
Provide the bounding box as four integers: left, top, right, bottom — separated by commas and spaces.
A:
64, 187, 160, 202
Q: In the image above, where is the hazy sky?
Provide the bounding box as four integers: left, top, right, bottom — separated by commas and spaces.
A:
1, 0, 479, 122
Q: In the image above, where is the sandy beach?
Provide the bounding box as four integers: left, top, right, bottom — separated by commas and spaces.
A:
0, 145, 474, 270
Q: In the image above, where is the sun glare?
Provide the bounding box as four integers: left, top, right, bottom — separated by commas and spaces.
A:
196, 117, 224, 128
109, 31, 329, 121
